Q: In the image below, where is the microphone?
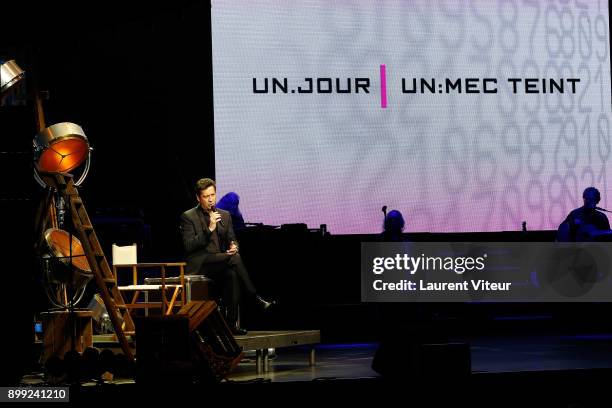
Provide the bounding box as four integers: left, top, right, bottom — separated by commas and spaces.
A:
211, 205, 224, 226
596, 207, 612, 213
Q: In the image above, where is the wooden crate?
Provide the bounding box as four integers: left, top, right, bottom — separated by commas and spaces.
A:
41, 310, 93, 361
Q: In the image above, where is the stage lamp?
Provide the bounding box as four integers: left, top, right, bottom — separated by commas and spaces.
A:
34, 122, 90, 173
44, 228, 92, 283
0, 59, 25, 95
42, 228, 93, 308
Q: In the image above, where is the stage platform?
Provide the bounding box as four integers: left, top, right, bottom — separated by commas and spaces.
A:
233, 330, 321, 373
21, 332, 612, 405
91, 329, 321, 374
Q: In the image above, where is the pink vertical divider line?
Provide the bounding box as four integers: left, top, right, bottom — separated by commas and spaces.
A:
380, 64, 387, 108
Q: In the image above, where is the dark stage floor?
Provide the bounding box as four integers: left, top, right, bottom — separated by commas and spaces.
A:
18, 332, 612, 406
226, 332, 612, 382
22, 332, 612, 382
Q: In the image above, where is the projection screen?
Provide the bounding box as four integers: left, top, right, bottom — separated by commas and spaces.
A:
212, 0, 611, 234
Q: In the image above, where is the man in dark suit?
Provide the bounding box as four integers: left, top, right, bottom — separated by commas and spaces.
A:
180, 178, 273, 335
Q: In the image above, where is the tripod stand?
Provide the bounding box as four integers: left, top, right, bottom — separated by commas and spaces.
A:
31, 84, 134, 361
36, 173, 135, 361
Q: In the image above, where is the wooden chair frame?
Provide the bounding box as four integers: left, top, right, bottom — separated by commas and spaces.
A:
112, 262, 186, 316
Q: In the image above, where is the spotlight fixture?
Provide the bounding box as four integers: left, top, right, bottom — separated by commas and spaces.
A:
0, 59, 25, 95
34, 122, 90, 173
42, 228, 93, 308
43, 228, 92, 287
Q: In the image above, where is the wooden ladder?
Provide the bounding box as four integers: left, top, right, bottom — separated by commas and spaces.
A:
39, 172, 135, 361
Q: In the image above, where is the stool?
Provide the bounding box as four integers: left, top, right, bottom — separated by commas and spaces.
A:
145, 275, 240, 327
192, 277, 240, 329
144, 275, 212, 316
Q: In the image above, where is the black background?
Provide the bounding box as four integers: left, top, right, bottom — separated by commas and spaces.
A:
2, 0, 215, 383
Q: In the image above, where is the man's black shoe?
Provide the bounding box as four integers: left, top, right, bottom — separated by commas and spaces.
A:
255, 295, 276, 311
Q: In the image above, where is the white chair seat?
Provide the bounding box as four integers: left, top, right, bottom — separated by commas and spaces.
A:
118, 284, 181, 291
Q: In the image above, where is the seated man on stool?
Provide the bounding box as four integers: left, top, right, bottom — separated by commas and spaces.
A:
180, 178, 274, 335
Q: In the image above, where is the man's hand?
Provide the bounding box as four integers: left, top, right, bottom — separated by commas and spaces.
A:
208, 211, 222, 231
226, 240, 239, 255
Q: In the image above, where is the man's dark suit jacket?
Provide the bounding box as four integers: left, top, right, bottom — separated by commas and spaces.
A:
180, 205, 237, 274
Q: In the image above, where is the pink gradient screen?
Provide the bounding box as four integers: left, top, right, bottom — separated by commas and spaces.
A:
212, 0, 611, 234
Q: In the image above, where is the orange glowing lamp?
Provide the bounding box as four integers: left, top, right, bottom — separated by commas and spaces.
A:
34, 122, 90, 173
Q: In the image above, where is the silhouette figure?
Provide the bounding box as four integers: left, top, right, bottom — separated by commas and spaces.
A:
557, 187, 610, 242
216, 192, 246, 231
381, 210, 406, 242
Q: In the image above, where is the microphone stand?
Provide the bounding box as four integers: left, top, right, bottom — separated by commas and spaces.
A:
381, 206, 388, 239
